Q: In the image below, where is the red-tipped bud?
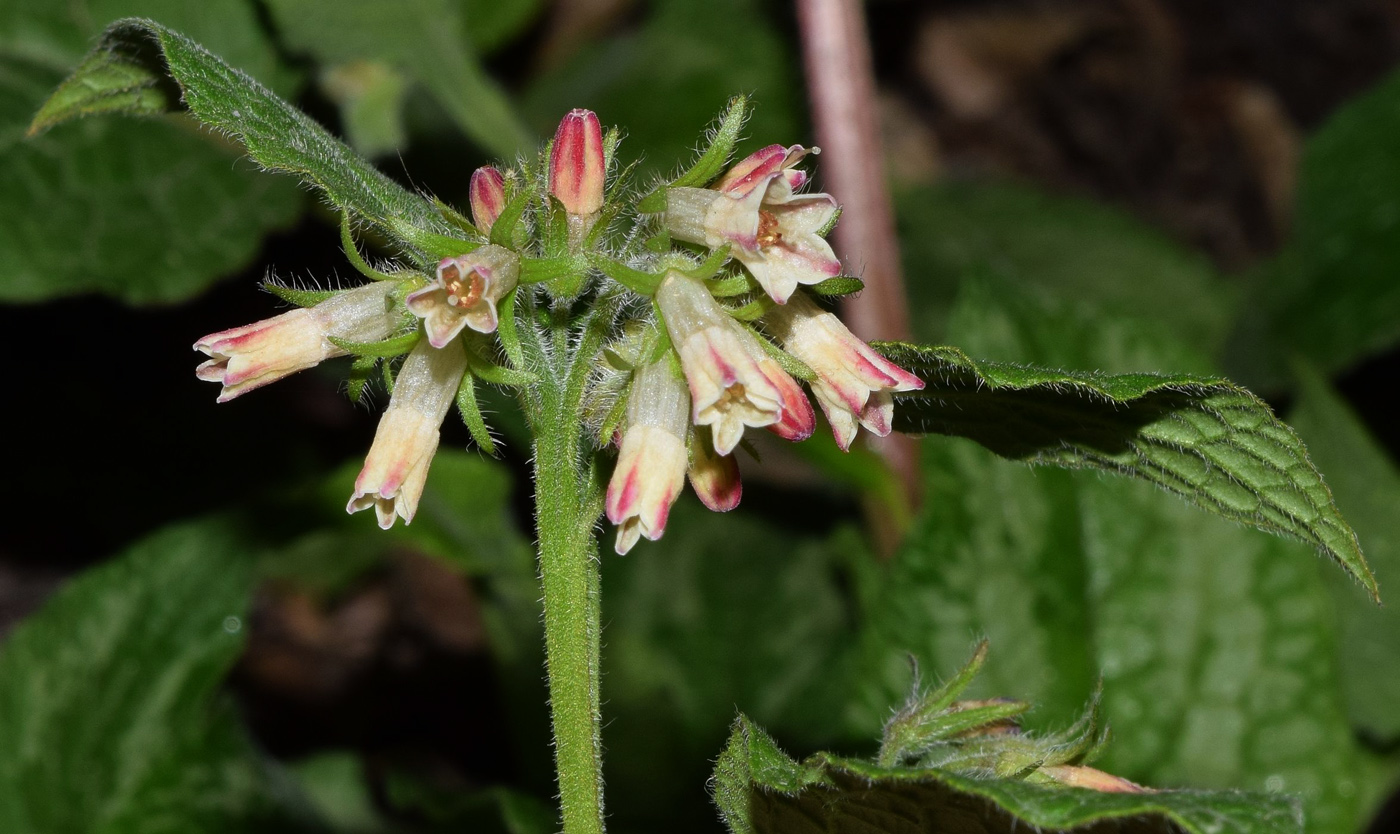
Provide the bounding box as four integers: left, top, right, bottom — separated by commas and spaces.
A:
549, 109, 605, 217
469, 166, 506, 232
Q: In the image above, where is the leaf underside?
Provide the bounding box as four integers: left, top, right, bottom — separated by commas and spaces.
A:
876, 341, 1376, 600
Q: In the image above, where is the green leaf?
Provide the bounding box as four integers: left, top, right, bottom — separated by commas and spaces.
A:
0, 1, 303, 303
1286, 364, 1400, 740
264, 0, 531, 159
0, 520, 308, 831
29, 18, 467, 266
1231, 67, 1400, 380
895, 181, 1235, 351
716, 715, 1301, 834
522, 0, 799, 182
878, 340, 1376, 598
460, 0, 546, 54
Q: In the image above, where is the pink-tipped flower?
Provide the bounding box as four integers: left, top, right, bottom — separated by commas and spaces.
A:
347, 339, 467, 529
606, 359, 690, 554
195, 282, 399, 402
688, 426, 742, 512
469, 166, 506, 232
765, 292, 923, 451
664, 144, 841, 304
654, 271, 808, 455
549, 109, 605, 219
406, 245, 519, 347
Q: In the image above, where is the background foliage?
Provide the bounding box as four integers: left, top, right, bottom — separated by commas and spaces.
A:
2, 1, 1399, 833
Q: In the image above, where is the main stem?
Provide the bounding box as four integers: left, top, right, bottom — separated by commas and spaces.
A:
534, 395, 606, 834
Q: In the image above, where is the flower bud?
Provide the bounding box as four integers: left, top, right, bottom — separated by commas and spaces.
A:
654, 271, 807, 455
764, 292, 923, 450
469, 166, 506, 232
549, 108, 605, 218
347, 339, 468, 529
665, 144, 840, 304
406, 244, 520, 347
195, 282, 399, 402
687, 426, 741, 512
606, 359, 690, 554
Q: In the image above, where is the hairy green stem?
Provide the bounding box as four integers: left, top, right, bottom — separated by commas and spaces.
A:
534, 377, 606, 834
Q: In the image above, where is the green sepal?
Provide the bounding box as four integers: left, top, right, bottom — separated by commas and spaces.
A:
341, 212, 400, 282
494, 287, 525, 370
598, 378, 632, 447
262, 281, 339, 308
387, 219, 480, 262
543, 197, 569, 257
816, 205, 842, 238
435, 198, 480, 238
465, 354, 537, 388
682, 245, 733, 282
380, 356, 396, 395
455, 371, 498, 456
522, 255, 589, 285
346, 354, 378, 404
750, 329, 816, 382
725, 296, 773, 322
636, 95, 748, 213
590, 255, 661, 295
328, 329, 421, 359
643, 230, 672, 253
489, 189, 532, 248
807, 276, 865, 297
602, 125, 623, 173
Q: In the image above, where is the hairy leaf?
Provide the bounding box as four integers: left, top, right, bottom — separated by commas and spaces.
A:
878, 341, 1375, 598
715, 715, 1300, 834
30, 18, 467, 267
0, 2, 302, 303
0, 520, 305, 832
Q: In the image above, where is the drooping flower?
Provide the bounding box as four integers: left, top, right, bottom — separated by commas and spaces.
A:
549, 108, 605, 242
606, 358, 690, 554
654, 271, 811, 455
687, 425, 741, 512
764, 291, 923, 450
405, 245, 519, 347
470, 166, 506, 233
664, 144, 840, 304
195, 281, 400, 402
347, 339, 468, 529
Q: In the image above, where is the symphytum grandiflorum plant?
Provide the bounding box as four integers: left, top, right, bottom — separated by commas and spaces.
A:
25, 17, 1382, 834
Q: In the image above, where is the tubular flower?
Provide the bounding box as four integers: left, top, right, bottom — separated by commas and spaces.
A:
195, 281, 399, 402
664, 144, 840, 304
655, 271, 810, 455
764, 292, 924, 450
606, 359, 691, 554
469, 166, 506, 232
406, 245, 520, 347
687, 426, 741, 512
347, 339, 468, 529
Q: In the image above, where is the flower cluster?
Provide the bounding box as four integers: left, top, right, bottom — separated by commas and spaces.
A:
194, 105, 922, 549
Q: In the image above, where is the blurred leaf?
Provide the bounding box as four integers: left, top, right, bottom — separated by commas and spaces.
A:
895, 181, 1235, 350
878, 339, 1376, 598
716, 714, 1301, 834
383, 767, 556, 834
319, 60, 412, 158
0, 520, 312, 832
460, 0, 545, 54
291, 753, 384, 833
522, 0, 800, 181
599, 499, 860, 831
1230, 67, 1400, 382
265, 0, 532, 159
0, 0, 303, 303
30, 18, 466, 267
1287, 365, 1400, 741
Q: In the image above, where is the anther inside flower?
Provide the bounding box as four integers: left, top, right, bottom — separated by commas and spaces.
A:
192, 103, 921, 551
664, 144, 841, 304
406, 245, 519, 347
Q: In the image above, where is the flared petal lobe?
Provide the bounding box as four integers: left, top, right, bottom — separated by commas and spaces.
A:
405, 245, 520, 347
